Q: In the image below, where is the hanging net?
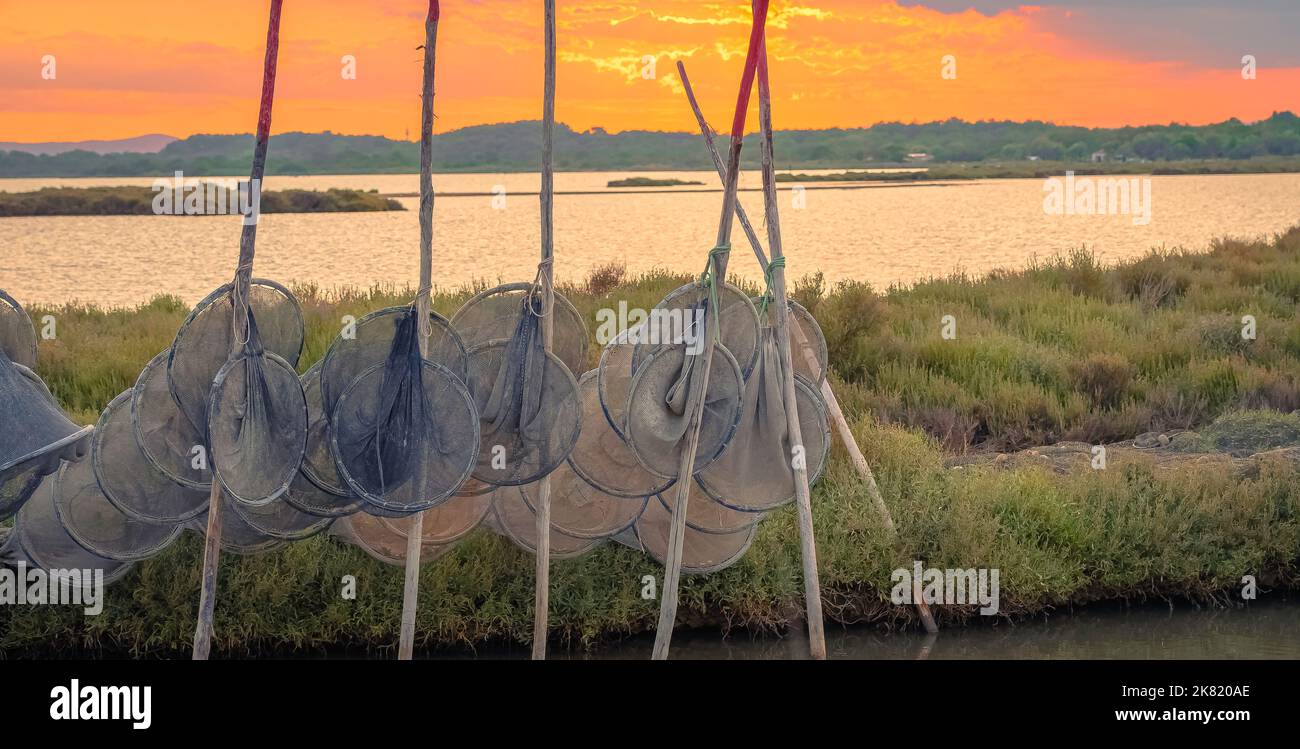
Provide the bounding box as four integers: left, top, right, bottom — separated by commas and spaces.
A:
656, 479, 765, 535
167, 279, 304, 435
630, 281, 760, 378
623, 343, 743, 478
0, 289, 38, 369
695, 327, 832, 512
487, 484, 602, 559
450, 282, 589, 376
520, 459, 646, 540
778, 299, 828, 387
318, 305, 468, 429
595, 323, 642, 440
94, 388, 209, 524
13, 472, 135, 586
329, 306, 480, 514
568, 369, 674, 498
182, 496, 285, 555
287, 362, 363, 518
207, 313, 308, 507
629, 492, 755, 575
333, 512, 457, 567
376, 492, 492, 546
0, 349, 93, 522
53, 442, 183, 562
132, 350, 211, 491
227, 496, 334, 541
461, 286, 582, 486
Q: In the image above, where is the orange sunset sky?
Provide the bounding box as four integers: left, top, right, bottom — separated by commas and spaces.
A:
2, 1, 1298, 142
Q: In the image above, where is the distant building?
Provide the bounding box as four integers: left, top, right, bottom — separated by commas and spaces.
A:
1091, 149, 1107, 163
905, 152, 933, 162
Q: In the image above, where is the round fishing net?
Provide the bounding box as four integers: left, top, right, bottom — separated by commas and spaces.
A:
465, 323, 581, 487
568, 369, 673, 498
132, 350, 211, 490
168, 279, 304, 434
207, 315, 308, 507
0, 289, 37, 369
0, 354, 93, 521
631, 281, 760, 378
766, 299, 828, 387
376, 492, 492, 546
182, 497, 285, 555
333, 512, 456, 567
228, 496, 334, 541
95, 388, 209, 524
318, 305, 468, 428
624, 343, 743, 478
15, 472, 135, 586
520, 460, 646, 540
488, 484, 602, 559
632, 493, 756, 575
330, 309, 481, 514
451, 282, 589, 375
287, 362, 363, 518
657, 479, 765, 535
696, 330, 832, 512
595, 323, 643, 439
54, 447, 182, 562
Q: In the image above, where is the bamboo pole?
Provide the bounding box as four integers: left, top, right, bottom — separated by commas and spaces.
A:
193, 0, 284, 661
398, 0, 441, 662
675, 63, 939, 637
754, 36, 827, 660
532, 0, 558, 661
652, 0, 770, 661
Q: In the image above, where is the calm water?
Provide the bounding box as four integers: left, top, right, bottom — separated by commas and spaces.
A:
3, 171, 1298, 309
548, 599, 1300, 660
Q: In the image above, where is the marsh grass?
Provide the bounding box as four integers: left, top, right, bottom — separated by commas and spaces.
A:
3, 226, 1299, 654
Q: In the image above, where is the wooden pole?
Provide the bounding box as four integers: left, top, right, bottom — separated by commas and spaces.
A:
652, 0, 770, 661
193, 0, 284, 661
676, 62, 940, 637
532, 0, 558, 661
755, 36, 827, 660
398, 0, 441, 662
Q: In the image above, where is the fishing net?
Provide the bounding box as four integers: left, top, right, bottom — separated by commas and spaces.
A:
521, 459, 646, 540
657, 479, 765, 535
623, 342, 744, 478
333, 512, 457, 567
329, 307, 480, 514
13, 472, 135, 586
227, 496, 334, 541
595, 324, 642, 440
376, 492, 492, 546
95, 388, 209, 524
207, 313, 308, 506
182, 497, 285, 555
450, 282, 588, 375
0, 289, 37, 369
0, 351, 93, 521
287, 362, 363, 518
54, 446, 183, 562
778, 299, 828, 387
631, 281, 760, 378
461, 286, 582, 486
132, 350, 211, 491
318, 306, 468, 428
488, 484, 602, 559
167, 279, 304, 434
630, 492, 756, 575
695, 328, 831, 512
568, 369, 673, 498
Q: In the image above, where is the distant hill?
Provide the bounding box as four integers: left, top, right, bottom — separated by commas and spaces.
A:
2, 114, 1298, 177
0, 134, 177, 156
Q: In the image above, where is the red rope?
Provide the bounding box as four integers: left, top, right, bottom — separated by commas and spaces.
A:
728, 0, 770, 139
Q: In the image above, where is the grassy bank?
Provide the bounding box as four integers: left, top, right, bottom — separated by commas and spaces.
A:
0, 186, 403, 216
779, 157, 1300, 183
3, 226, 1299, 655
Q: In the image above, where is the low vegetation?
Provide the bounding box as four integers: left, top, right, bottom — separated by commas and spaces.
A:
0, 186, 403, 216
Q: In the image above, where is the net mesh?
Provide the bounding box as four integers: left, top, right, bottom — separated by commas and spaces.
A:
630, 493, 755, 575
54, 442, 183, 562
330, 307, 480, 514
695, 328, 832, 512
488, 483, 602, 559
182, 496, 285, 555
333, 512, 457, 567
93, 390, 209, 524
207, 313, 308, 507
376, 492, 492, 546
568, 369, 673, 498
168, 279, 304, 435
521, 459, 646, 540
14, 473, 135, 586
657, 479, 765, 535
288, 362, 363, 517
132, 350, 211, 490
227, 496, 335, 541
631, 282, 759, 378
0, 289, 37, 369
450, 283, 588, 376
